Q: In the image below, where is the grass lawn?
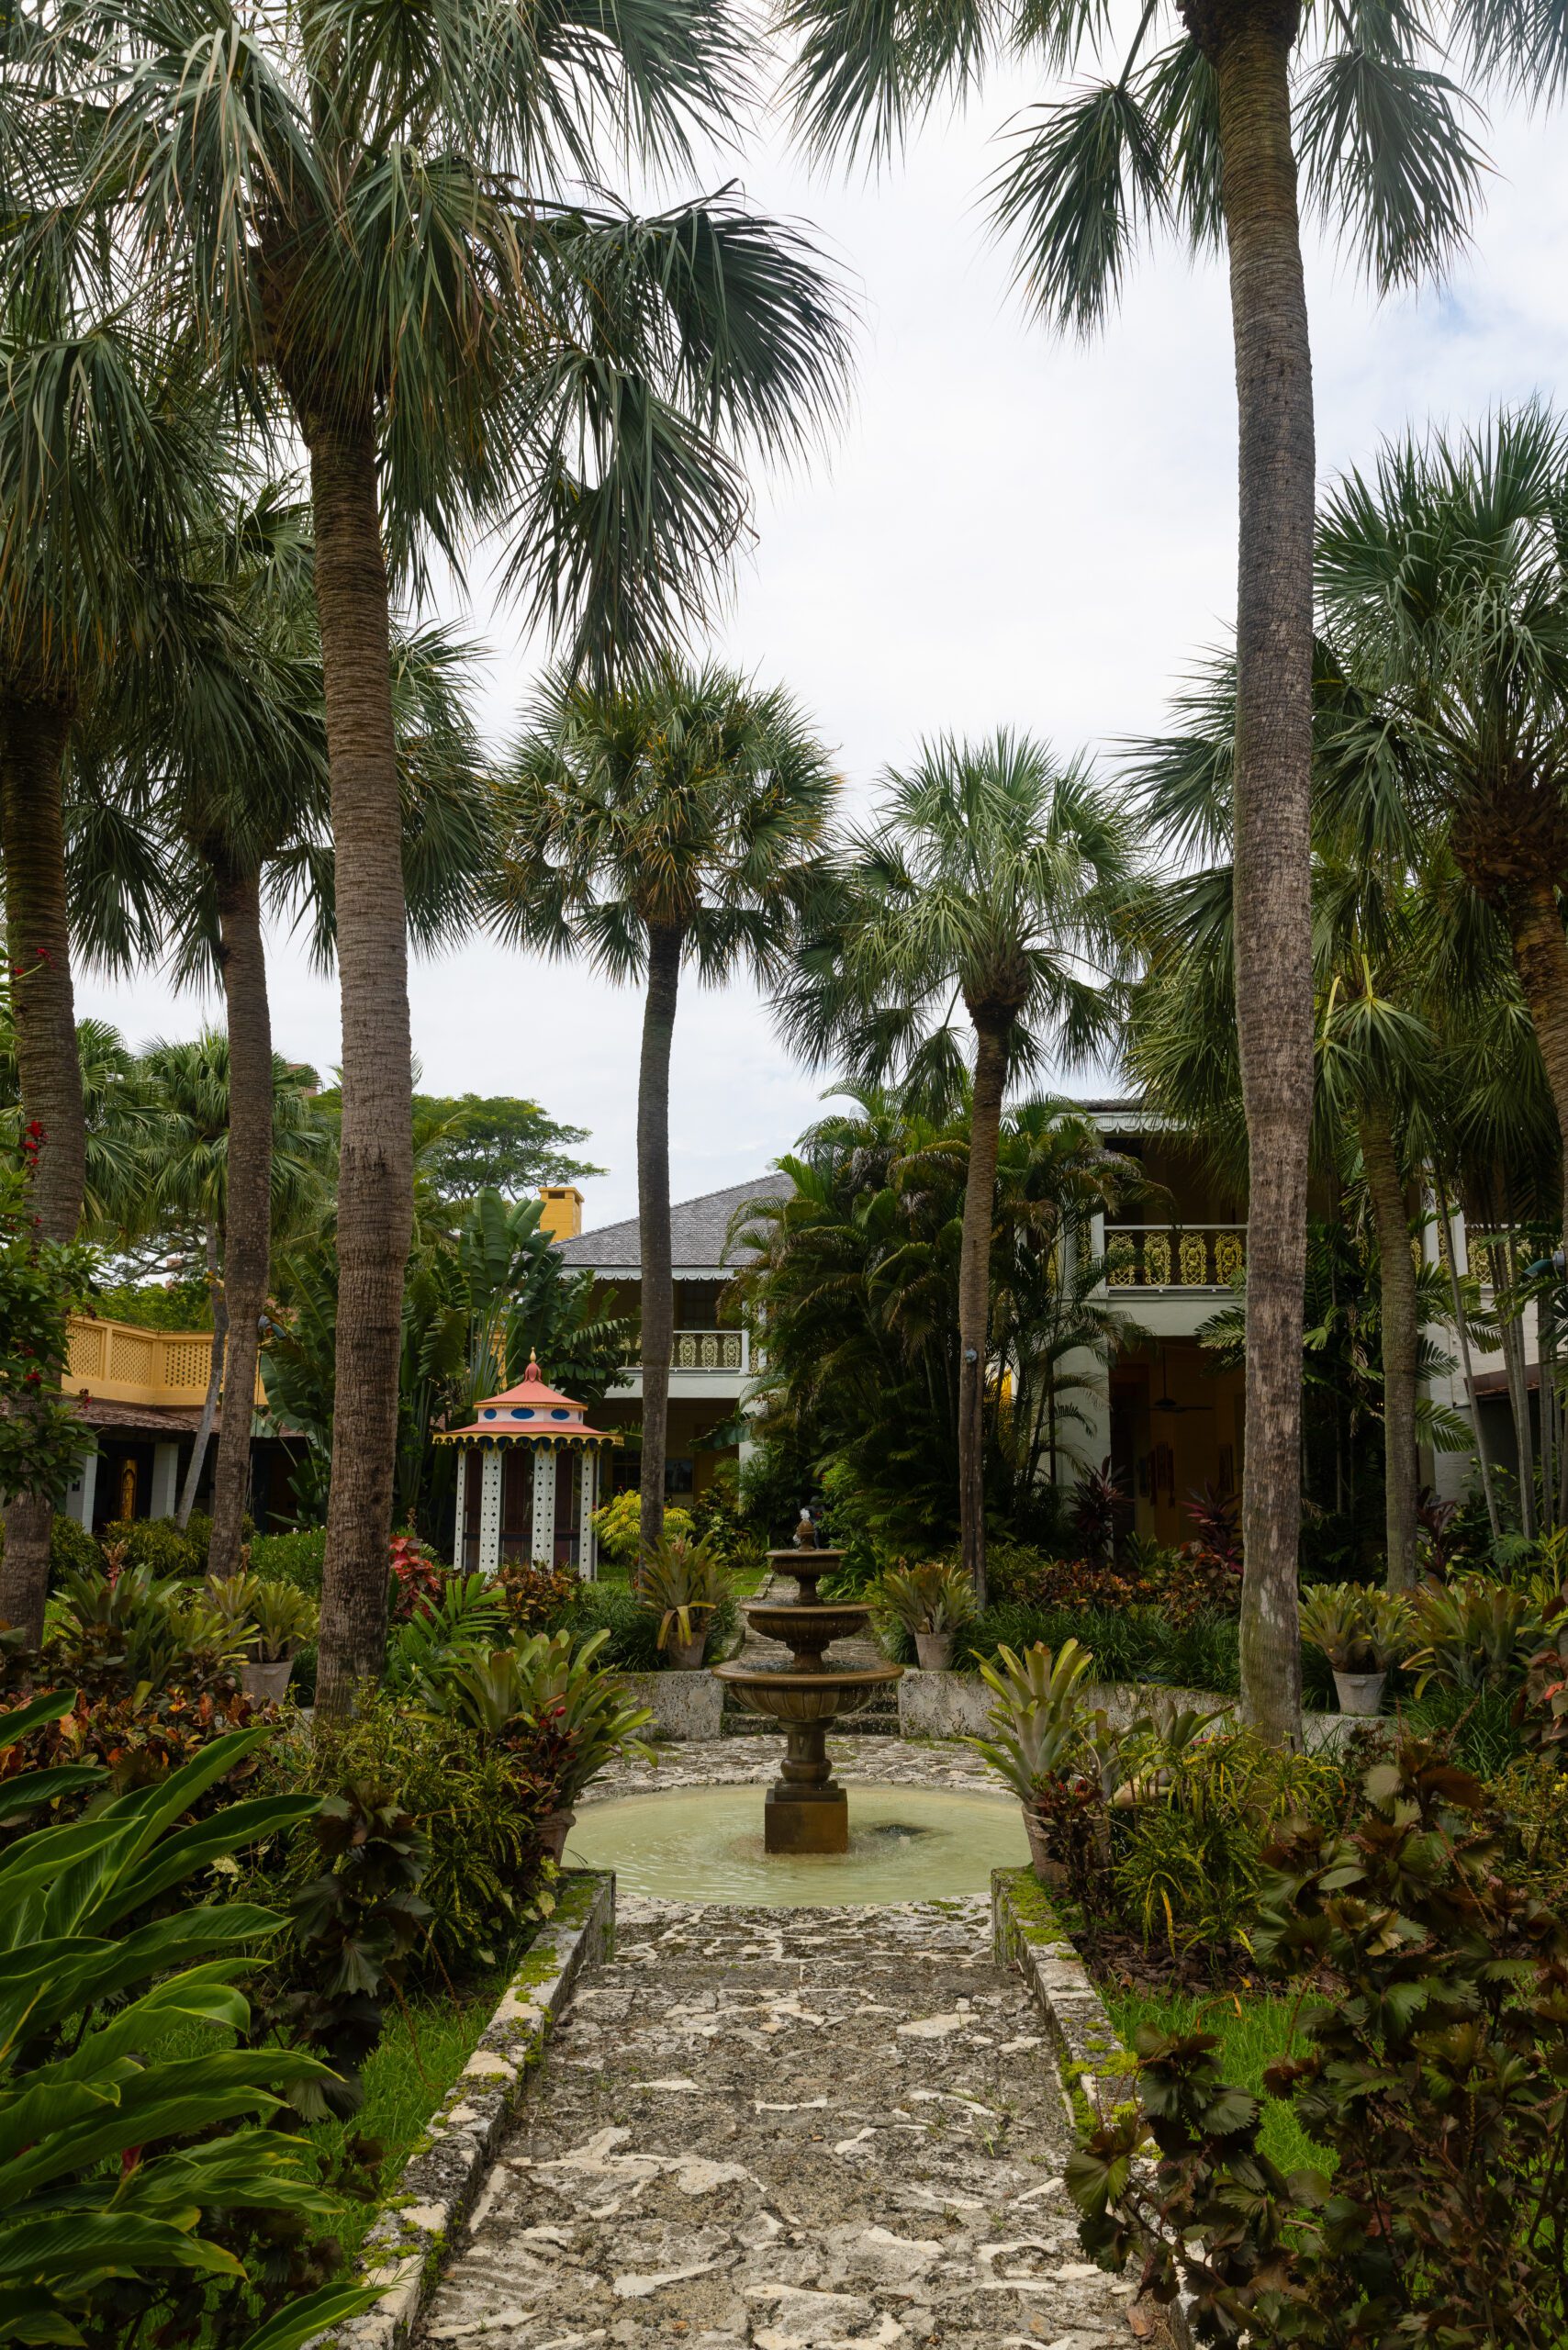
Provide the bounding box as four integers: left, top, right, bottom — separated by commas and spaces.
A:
311, 1962, 511, 2263
1102, 1984, 1333, 2177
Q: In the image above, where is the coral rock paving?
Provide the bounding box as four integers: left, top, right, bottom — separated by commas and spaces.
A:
418, 1895, 1136, 2350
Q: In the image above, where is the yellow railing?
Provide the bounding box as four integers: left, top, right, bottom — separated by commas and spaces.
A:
1105, 1225, 1247, 1289
62, 1315, 266, 1409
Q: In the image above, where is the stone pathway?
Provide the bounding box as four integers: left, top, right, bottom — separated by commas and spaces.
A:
585, 1737, 995, 1804
418, 1886, 1142, 2350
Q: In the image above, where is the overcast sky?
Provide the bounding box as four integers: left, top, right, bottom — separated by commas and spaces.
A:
75, 72, 1568, 1229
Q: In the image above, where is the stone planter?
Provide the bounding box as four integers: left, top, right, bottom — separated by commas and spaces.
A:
539, 1807, 577, 1863
1022, 1807, 1067, 1888
241, 1657, 295, 1706
664, 1630, 709, 1672
619, 1669, 724, 1740
1332, 1667, 1387, 1717
914, 1630, 954, 1672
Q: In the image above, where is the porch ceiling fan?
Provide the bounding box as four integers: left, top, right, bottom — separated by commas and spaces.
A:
1150, 1347, 1206, 1415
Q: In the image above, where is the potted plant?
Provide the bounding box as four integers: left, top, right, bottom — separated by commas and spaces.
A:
1299, 1583, 1411, 1715
441, 1628, 653, 1858
209, 1572, 317, 1703
970, 1638, 1095, 1884
873, 1560, 978, 1671
637, 1529, 732, 1670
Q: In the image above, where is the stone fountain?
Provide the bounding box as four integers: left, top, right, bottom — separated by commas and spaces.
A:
712, 1512, 902, 1854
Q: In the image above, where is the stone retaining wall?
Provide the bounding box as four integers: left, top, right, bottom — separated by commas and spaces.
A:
620, 1668, 724, 1740
901, 1668, 1367, 1749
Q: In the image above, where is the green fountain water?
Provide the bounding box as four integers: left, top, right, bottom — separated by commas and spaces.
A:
563, 1784, 1027, 1906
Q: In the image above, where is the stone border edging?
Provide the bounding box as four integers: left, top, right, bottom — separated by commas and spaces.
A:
991, 1865, 1195, 2349
322, 1868, 616, 2350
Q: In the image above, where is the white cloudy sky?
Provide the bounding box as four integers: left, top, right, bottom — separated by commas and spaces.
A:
75, 70, 1568, 1227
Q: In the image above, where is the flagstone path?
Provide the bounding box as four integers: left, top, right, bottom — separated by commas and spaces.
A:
417, 1741, 1152, 2350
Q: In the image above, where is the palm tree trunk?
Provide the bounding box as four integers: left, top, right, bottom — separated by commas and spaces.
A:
637, 923, 683, 1567
1202, 0, 1316, 1746
0, 694, 84, 1644
178, 1222, 228, 1527
207, 861, 272, 1579
308, 418, 415, 1714
959, 1020, 1008, 1608
1359, 1103, 1417, 1592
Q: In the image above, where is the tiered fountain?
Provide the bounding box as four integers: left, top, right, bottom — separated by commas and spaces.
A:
712, 1512, 902, 1853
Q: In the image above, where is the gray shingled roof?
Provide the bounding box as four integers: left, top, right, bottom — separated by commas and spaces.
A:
554, 1174, 790, 1275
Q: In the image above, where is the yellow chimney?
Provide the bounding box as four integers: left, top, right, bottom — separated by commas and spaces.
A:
538, 1184, 584, 1241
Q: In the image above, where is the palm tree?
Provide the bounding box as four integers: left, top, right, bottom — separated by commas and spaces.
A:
778, 733, 1138, 1604
136, 1034, 330, 1527
493, 660, 838, 1559
72, 495, 492, 1582
0, 291, 221, 1628
781, 0, 1484, 1737
1316, 408, 1568, 1252
25, 0, 851, 1707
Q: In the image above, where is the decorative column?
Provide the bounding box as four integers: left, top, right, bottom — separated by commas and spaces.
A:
578, 1449, 598, 1579
63, 1448, 98, 1530
150, 1442, 180, 1520
453, 1449, 468, 1571
532, 1446, 558, 1568
478, 1449, 503, 1574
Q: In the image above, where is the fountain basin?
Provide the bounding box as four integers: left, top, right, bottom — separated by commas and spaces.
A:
742, 1604, 876, 1651
712, 1662, 901, 1723
566, 1783, 1027, 1905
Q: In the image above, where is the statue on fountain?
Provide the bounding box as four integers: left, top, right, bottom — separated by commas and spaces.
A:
712, 1504, 901, 1854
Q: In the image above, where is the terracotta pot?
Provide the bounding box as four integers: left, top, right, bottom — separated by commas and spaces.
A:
666, 1631, 709, 1672
914, 1631, 954, 1672
539, 1807, 577, 1863
241, 1658, 295, 1707
1022, 1807, 1068, 1889
1332, 1668, 1387, 1718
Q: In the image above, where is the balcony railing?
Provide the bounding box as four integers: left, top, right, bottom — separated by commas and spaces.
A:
62, 1315, 267, 1408
670, 1328, 746, 1371
1104, 1225, 1246, 1289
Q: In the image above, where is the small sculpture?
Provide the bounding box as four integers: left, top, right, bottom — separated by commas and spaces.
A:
793, 1508, 818, 1550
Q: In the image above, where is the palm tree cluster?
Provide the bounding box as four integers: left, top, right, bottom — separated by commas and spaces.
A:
2, 0, 1566, 1756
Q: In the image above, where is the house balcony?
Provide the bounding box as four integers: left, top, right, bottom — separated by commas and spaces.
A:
1103, 1225, 1247, 1292
605, 1327, 750, 1403
62, 1315, 266, 1411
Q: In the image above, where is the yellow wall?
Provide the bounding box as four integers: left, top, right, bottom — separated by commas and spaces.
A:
537, 1185, 584, 1241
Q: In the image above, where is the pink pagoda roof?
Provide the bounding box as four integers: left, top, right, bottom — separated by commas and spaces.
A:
437, 1358, 614, 1446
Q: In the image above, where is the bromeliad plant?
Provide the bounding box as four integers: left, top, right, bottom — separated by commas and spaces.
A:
436, 1629, 653, 1807
636, 1529, 733, 1663
0, 1691, 377, 2350
872, 1561, 979, 1639
1297, 1583, 1414, 1674
1406, 1575, 1555, 1693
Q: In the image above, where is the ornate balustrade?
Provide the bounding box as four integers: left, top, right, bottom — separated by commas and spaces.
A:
1103, 1225, 1247, 1289
669, 1328, 746, 1371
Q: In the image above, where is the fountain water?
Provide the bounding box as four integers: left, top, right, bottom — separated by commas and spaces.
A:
711, 1515, 902, 1853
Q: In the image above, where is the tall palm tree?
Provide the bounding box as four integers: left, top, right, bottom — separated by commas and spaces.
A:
136, 1034, 330, 1524
1316, 408, 1568, 1251
73, 495, 492, 1581
781, 0, 1483, 1738
494, 660, 838, 1558
0, 290, 222, 1628
24, 0, 852, 1709
778, 733, 1138, 1604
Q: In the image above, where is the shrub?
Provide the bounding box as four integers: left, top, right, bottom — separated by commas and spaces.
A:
252, 1527, 328, 1594
0, 1694, 375, 2350
689, 1460, 766, 1573
97, 1513, 207, 1578
0, 1677, 274, 1851
948, 1600, 1241, 1695
571, 1578, 734, 1670
1070, 1737, 1568, 2348
383, 1572, 507, 1700
50, 1559, 252, 1689
590, 1488, 692, 1568
387, 1531, 444, 1621
1406, 1573, 1551, 1692
496, 1559, 577, 1633
48, 1510, 99, 1580
263, 1695, 561, 1977
1297, 1582, 1413, 1674
429, 1627, 653, 1807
